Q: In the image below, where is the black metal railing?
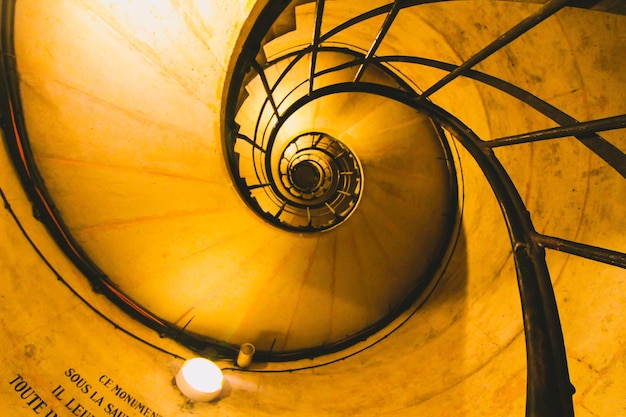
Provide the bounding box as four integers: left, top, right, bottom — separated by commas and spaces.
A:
222, 1, 626, 416
0, 0, 623, 414
230, 47, 416, 231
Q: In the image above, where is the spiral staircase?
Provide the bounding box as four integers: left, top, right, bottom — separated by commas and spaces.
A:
0, 1, 624, 416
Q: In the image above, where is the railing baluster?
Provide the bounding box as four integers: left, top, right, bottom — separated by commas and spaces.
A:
309, 0, 325, 95
532, 232, 626, 268
419, 0, 569, 100
274, 201, 287, 218
487, 114, 626, 147
248, 183, 272, 190
251, 60, 280, 117
353, 0, 402, 83
237, 132, 267, 152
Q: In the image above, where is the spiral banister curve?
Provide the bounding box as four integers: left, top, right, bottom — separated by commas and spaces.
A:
0, 0, 624, 416
222, 1, 626, 415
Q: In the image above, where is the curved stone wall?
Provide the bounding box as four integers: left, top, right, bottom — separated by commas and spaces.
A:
1, 1, 624, 416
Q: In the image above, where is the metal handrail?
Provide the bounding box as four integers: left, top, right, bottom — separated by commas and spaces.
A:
0, 1, 622, 414
223, 1, 626, 415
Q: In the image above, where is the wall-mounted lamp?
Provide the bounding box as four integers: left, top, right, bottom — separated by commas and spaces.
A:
236, 343, 255, 368
175, 358, 223, 402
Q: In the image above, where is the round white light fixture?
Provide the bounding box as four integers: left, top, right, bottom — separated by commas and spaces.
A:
175, 358, 224, 402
